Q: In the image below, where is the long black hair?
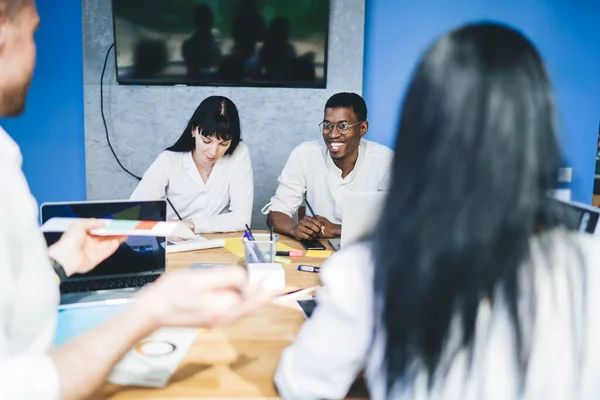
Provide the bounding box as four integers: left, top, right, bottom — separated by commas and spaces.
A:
373, 22, 566, 394
167, 96, 241, 155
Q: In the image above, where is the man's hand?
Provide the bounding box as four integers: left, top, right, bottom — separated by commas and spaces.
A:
292, 216, 323, 240
48, 266, 273, 400
136, 266, 274, 328
47, 219, 127, 277
315, 216, 341, 239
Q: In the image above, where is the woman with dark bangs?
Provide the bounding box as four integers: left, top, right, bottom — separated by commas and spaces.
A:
131, 96, 253, 233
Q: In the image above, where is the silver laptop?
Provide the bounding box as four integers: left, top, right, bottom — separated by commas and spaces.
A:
328, 196, 597, 251
556, 199, 600, 234
329, 191, 387, 251
40, 200, 167, 309
328, 238, 341, 251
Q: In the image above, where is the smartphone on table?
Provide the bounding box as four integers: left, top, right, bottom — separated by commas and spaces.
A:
299, 239, 326, 250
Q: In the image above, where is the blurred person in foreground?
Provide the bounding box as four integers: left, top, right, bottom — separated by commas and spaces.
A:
274, 21, 600, 399
0, 1, 271, 399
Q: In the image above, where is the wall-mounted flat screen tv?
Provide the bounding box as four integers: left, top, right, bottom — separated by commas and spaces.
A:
111, 0, 330, 88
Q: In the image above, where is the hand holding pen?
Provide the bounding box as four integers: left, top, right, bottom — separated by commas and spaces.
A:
297, 194, 324, 238
313, 215, 341, 238
293, 216, 323, 240
296, 194, 340, 239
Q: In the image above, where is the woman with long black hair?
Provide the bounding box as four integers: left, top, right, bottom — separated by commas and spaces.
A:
275, 22, 600, 399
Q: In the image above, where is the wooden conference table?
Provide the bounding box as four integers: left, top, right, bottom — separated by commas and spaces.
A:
95, 232, 368, 399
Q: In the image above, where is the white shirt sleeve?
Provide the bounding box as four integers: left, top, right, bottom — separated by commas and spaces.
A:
0, 240, 61, 400
193, 146, 254, 233
0, 355, 60, 400
0, 129, 61, 400
263, 146, 307, 218
566, 234, 600, 398
378, 169, 391, 191
274, 245, 374, 399
376, 146, 394, 191
130, 152, 170, 200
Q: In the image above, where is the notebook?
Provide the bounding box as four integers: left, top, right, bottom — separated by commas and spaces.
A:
165, 236, 226, 253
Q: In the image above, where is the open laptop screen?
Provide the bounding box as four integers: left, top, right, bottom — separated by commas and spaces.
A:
41, 200, 167, 279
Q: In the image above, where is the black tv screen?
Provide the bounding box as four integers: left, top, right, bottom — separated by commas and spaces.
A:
111, 0, 330, 88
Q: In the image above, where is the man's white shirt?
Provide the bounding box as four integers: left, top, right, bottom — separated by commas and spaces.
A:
264, 139, 394, 223
0, 126, 61, 399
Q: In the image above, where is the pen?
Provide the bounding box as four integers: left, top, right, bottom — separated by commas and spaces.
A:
243, 224, 266, 262
278, 285, 321, 299
244, 224, 256, 240
268, 219, 274, 241
303, 193, 317, 218
166, 198, 183, 220
303, 193, 324, 235
298, 265, 320, 273
243, 237, 260, 263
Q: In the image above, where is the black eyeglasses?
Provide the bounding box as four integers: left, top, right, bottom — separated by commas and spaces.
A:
319, 120, 364, 135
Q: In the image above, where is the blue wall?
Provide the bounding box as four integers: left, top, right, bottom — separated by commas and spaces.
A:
0, 0, 86, 205
3, 1, 598, 205
363, 0, 600, 203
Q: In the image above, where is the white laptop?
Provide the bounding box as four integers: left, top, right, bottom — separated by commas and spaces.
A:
329, 191, 387, 251
41, 200, 167, 309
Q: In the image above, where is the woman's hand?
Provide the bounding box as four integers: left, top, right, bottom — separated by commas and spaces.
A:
168, 218, 196, 234
181, 219, 196, 232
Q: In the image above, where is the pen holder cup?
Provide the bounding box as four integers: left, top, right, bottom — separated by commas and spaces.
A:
243, 233, 279, 264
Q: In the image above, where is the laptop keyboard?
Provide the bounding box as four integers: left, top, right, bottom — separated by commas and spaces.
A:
60, 274, 161, 294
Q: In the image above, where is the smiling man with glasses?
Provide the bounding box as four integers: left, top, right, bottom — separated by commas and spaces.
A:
264, 92, 394, 241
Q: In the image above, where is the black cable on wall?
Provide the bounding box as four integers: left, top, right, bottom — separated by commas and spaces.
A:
101, 43, 142, 181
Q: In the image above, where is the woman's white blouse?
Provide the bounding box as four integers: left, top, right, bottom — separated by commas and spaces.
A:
131, 142, 253, 233
276, 229, 600, 399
